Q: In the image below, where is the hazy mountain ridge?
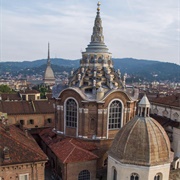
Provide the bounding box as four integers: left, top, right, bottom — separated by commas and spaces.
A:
0, 58, 179, 82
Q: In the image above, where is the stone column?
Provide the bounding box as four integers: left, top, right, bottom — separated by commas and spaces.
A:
102, 109, 107, 138
97, 109, 103, 139
83, 108, 89, 138
60, 105, 64, 134
123, 108, 127, 125
56, 105, 61, 131
78, 108, 83, 137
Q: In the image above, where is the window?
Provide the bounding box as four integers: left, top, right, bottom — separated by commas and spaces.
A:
78, 170, 90, 180
108, 100, 122, 129
66, 99, 77, 128
113, 168, 117, 180
130, 173, 139, 180
47, 118, 52, 123
29, 119, 34, 124
20, 120, 24, 125
19, 174, 29, 180
154, 173, 162, 180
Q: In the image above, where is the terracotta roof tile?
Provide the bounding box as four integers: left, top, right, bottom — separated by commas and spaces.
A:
39, 128, 98, 163
0, 124, 47, 166
0, 100, 54, 114
0, 93, 21, 101
150, 93, 180, 107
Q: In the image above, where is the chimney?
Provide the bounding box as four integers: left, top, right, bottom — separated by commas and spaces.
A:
3, 146, 10, 162
25, 129, 28, 137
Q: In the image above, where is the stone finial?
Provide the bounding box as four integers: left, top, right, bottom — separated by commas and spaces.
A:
3, 146, 10, 162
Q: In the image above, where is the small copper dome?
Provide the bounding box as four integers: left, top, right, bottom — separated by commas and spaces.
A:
109, 115, 171, 166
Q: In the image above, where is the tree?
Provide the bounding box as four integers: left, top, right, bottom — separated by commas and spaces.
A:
0, 85, 13, 93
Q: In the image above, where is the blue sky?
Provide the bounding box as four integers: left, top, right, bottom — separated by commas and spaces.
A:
0, 0, 179, 64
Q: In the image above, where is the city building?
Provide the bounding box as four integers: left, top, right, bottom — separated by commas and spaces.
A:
0, 90, 55, 129
108, 95, 173, 180
0, 117, 48, 180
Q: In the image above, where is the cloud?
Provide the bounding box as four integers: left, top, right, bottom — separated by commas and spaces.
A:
0, 0, 179, 64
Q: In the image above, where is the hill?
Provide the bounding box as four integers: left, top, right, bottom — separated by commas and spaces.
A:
0, 58, 179, 82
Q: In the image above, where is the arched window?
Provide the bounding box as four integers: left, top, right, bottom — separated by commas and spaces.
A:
154, 173, 162, 180
66, 99, 77, 128
113, 168, 117, 180
78, 170, 90, 180
108, 100, 122, 129
130, 173, 139, 180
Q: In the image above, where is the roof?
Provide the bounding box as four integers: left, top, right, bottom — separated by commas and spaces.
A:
139, 94, 150, 107
0, 100, 54, 114
109, 115, 172, 166
19, 89, 40, 94
0, 123, 47, 166
44, 66, 55, 81
150, 114, 179, 128
150, 93, 180, 108
0, 93, 21, 101
39, 128, 98, 163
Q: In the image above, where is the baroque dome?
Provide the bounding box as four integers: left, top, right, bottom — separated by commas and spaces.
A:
109, 95, 171, 166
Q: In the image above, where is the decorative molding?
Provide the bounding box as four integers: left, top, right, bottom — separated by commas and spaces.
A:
98, 109, 103, 114
79, 108, 83, 113
83, 108, 88, 113
124, 108, 128, 113
60, 105, 63, 111
57, 105, 61, 110
104, 109, 107, 114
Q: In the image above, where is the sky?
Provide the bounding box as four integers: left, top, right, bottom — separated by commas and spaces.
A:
0, 0, 179, 64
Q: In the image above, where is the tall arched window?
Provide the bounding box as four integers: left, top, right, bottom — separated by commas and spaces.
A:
154, 173, 162, 180
66, 99, 77, 128
108, 100, 122, 129
113, 168, 117, 180
78, 170, 90, 180
130, 173, 139, 180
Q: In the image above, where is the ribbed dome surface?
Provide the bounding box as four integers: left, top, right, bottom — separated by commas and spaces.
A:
109, 116, 171, 166
44, 66, 55, 80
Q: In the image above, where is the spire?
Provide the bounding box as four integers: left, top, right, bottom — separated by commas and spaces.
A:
47, 42, 51, 66
85, 1, 109, 53
90, 1, 104, 44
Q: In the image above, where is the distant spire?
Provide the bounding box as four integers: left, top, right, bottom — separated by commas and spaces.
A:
47, 42, 51, 66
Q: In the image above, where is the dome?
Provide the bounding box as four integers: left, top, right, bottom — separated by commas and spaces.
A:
44, 66, 55, 80
108, 115, 171, 166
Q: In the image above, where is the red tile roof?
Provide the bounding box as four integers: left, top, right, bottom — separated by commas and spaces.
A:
19, 89, 40, 94
0, 100, 54, 114
150, 114, 179, 128
0, 93, 21, 101
39, 128, 98, 163
0, 123, 47, 166
150, 93, 180, 107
